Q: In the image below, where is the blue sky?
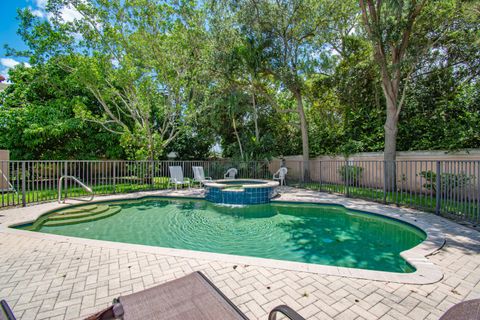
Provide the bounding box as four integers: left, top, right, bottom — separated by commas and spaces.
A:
1, 0, 83, 78
0, 0, 46, 78
1, 1, 29, 54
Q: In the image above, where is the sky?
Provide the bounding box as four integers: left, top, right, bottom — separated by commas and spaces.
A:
0, 0, 82, 79
0, 0, 32, 78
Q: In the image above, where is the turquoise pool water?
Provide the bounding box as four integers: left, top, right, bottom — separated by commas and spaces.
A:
25, 198, 426, 272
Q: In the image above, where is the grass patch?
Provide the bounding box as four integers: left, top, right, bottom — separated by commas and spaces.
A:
298, 182, 479, 222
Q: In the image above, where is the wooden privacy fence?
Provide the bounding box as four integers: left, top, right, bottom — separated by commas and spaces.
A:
0, 159, 478, 224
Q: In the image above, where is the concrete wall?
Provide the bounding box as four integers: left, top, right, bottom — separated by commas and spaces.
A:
281, 149, 480, 162
0, 150, 9, 190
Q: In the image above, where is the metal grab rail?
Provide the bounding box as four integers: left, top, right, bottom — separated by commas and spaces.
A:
268, 305, 306, 320
58, 175, 94, 203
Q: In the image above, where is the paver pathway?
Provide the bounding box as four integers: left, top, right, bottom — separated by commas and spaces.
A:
0, 188, 479, 320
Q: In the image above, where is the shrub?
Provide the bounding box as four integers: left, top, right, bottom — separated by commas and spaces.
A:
339, 165, 363, 186
418, 170, 474, 194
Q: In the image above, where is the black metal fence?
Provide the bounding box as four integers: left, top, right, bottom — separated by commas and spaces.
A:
285, 160, 479, 224
0, 160, 274, 208
1, 159, 478, 224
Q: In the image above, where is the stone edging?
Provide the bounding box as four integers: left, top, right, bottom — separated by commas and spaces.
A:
203, 179, 279, 189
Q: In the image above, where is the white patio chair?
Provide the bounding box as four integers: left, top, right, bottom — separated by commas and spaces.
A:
273, 167, 288, 186
169, 166, 190, 189
224, 168, 238, 179
192, 166, 212, 187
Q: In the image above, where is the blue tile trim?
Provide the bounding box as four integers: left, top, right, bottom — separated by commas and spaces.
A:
205, 186, 274, 204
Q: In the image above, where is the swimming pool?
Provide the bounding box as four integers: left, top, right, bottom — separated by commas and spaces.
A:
19, 198, 426, 273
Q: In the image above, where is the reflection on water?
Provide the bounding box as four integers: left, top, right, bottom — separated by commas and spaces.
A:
31, 198, 425, 273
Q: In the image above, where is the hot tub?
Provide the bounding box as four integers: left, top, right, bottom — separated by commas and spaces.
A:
204, 179, 279, 204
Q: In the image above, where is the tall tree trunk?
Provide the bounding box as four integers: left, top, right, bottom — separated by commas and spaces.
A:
359, 0, 424, 193
252, 92, 260, 141
232, 116, 244, 160
294, 89, 310, 182
146, 124, 155, 161
382, 84, 399, 191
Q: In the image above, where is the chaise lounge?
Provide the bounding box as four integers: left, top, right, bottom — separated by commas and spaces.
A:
84, 271, 306, 320
192, 166, 212, 187
168, 166, 191, 190
2, 273, 480, 319
1, 272, 304, 320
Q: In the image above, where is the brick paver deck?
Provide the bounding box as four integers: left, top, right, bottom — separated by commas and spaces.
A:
0, 188, 479, 319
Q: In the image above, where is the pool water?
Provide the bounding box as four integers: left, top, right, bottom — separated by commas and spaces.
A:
26, 198, 426, 273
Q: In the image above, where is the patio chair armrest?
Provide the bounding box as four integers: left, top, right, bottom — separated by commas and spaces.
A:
0, 300, 16, 320
268, 305, 305, 320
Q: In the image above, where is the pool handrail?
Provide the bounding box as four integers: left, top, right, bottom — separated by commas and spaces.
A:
58, 175, 94, 203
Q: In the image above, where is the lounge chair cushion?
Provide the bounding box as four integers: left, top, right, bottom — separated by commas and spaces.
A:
440, 299, 480, 320
114, 272, 247, 320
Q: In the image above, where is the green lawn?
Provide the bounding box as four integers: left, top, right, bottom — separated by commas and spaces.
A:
299, 182, 479, 222
0, 177, 176, 207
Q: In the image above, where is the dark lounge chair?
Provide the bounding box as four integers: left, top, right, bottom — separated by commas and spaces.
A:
1, 271, 303, 320
3, 273, 480, 320
439, 298, 480, 320
85, 271, 305, 320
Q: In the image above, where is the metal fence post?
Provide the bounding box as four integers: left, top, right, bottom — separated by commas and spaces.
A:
300, 161, 304, 185
435, 161, 441, 215
383, 160, 387, 204
21, 161, 26, 207
319, 160, 322, 192
64, 161, 68, 200
477, 161, 480, 223
112, 161, 116, 194
345, 160, 349, 197
151, 160, 154, 189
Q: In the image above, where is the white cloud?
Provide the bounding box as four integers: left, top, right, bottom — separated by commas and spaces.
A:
1, 58, 20, 69
0, 68, 9, 80
0, 58, 31, 80
29, 0, 83, 24
59, 5, 83, 22
30, 7, 45, 18
35, 0, 48, 10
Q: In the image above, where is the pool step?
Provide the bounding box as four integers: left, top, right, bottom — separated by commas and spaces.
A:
57, 205, 99, 215
43, 206, 122, 227
56, 204, 98, 214
49, 205, 110, 221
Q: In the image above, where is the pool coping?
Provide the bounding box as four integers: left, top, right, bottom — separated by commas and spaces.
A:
204, 179, 279, 189
0, 189, 445, 284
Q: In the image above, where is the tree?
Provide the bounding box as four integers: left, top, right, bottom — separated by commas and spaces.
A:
14, 0, 211, 160
0, 59, 124, 159
358, 0, 476, 187
222, 0, 333, 178
207, 4, 281, 160
3, 0, 477, 162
